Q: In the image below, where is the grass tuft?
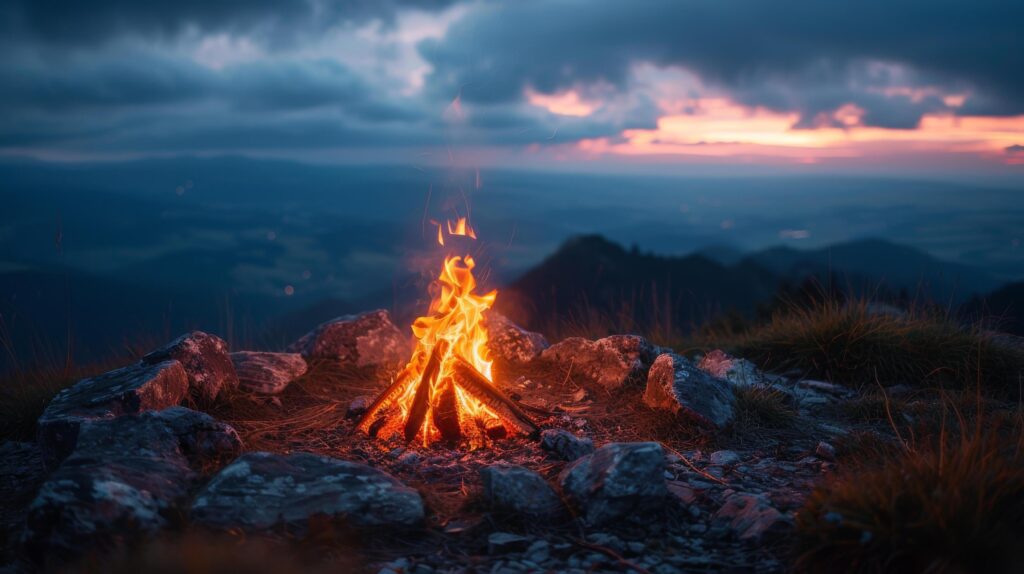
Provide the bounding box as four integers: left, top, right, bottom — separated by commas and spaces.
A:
706, 299, 1024, 394
796, 416, 1024, 573
732, 385, 798, 431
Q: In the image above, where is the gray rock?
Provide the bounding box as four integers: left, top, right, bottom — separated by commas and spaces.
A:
143, 331, 238, 402
714, 493, 792, 541
484, 311, 549, 364
559, 442, 667, 526
488, 532, 533, 554
541, 335, 657, 390
0, 442, 46, 552
288, 309, 408, 368
36, 360, 189, 466
346, 395, 373, 419
23, 407, 240, 563
697, 349, 765, 388
481, 464, 563, 518
643, 353, 735, 429
191, 452, 424, 532
540, 429, 594, 461
815, 441, 836, 461
230, 351, 307, 394
709, 450, 741, 466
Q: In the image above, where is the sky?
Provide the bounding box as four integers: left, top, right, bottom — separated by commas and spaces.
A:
2, 0, 1024, 175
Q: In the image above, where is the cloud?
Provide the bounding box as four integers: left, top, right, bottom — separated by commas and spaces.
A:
420, 1, 1024, 127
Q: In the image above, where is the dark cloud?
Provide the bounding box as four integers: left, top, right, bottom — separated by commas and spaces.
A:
5, 0, 461, 45
1007, 145, 1024, 155
421, 1, 1024, 126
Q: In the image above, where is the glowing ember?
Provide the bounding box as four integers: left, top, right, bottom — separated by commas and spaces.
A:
357, 218, 537, 448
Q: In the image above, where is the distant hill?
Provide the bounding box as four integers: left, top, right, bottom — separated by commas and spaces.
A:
965, 281, 1024, 336
499, 235, 780, 335
742, 238, 998, 304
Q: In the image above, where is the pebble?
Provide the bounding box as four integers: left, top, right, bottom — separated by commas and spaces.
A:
709, 450, 741, 465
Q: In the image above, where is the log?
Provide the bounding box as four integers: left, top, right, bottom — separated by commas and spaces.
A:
403, 340, 449, 443
450, 357, 539, 436
431, 380, 462, 442
355, 367, 412, 435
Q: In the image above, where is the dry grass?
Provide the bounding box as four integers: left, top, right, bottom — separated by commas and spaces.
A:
703, 299, 1024, 395
795, 410, 1024, 573
732, 386, 798, 431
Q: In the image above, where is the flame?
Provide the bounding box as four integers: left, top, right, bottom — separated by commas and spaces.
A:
374, 239, 512, 447
435, 216, 476, 246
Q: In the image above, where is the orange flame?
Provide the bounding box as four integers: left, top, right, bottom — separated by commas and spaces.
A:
435, 216, 477, 246
376, 252, 510, 447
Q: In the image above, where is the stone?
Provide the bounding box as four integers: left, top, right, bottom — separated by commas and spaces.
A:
0, 442, 46, 551
540, 429, 595, 461
698, 350, 765, 388
559, 442, 667, 526
143, 331, 238, 402
23, 408, 240, 563
643, 353, 735, 429
815, 441, 836, 461
481, 464, 563, 518
541, 335, 658, 390
488, 532, 533, 554
191, 452, 424, 532
714, 493, 792, 541
346, 395, 373, 419
709, 450, 741, 466
230, 351, 307, 394
36, 360, 189, 466
484, 311, 549, 364
288, 309, 408, 368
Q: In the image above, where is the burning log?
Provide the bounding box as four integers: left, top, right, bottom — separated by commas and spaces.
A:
354, 369, 412, 435
431, 380, 462, 442
450, 357, 539, 436
404, 340, 449, 443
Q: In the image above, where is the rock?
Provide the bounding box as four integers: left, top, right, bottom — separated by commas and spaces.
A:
230, 351, 307, 394
643, 353, 735, 429
0, 442, 46, 552
36, 360, 189, 466
815, 441, 836, 461
346, 395, 373, 419
714, 493, 792, 541
191, 452, 424, 532
709, 450, 741, 466
143, 331, 238, 402
288, 309, 408, 368
698, 350, 765, 388
540, 429, 595, 461
481, 464, 563, 518
559, 442, 667, 526
23, 408, 240, 563
541, 335, 657, 390
484, 311, 549, 364
488, 532, 533, 554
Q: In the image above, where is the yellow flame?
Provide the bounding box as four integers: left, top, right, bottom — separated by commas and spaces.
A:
377, 255, 502, 447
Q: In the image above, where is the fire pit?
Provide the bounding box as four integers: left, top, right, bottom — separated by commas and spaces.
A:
356, 219, 538, 447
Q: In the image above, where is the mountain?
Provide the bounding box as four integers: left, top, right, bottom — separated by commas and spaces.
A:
499, 235, 780, 335
742, 238, 998, 303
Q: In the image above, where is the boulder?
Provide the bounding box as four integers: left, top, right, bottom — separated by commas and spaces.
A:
230, 351, 307, 394
714, 493, 792, 541
698, 349, 765, 388
484, 311, 549, 365
541, 335, 657, 390
539, 429, 595, 462
23, 408, 241, 563
143, 331, 238, 402
643, 353, 735, 429
191, 452, 424, 532
288, 310, 408, 368
559, 442, 667, 526
481, 464, 563, 518
37, 360, 189, 465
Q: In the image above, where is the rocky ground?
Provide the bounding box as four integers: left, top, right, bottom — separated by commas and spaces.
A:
0, 309, 898, 573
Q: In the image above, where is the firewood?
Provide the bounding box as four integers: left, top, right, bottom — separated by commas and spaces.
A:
404, 340, 449, 443
431, 379, 462, 442
450, 357, 539, 436
354, 367, 413, 435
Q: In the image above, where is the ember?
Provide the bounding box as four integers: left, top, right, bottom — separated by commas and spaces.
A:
357, 220, 537, 447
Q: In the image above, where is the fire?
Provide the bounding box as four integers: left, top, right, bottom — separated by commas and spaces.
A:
357, 218, 537, 448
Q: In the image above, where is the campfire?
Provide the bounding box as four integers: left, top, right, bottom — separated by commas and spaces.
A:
356, 218, 538, 448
